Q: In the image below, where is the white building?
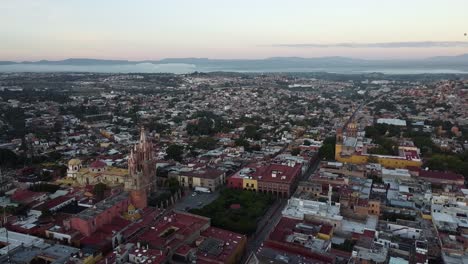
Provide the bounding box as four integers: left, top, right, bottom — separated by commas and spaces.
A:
282, 197, 342, 227
0, 228, 45, 255
377, 118, 407, 127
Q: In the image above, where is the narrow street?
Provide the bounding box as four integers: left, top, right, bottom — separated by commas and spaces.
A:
242, 156, 321, 263
243, 198, 287, 263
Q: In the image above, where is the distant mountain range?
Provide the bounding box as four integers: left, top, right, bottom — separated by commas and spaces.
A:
1, 54, 468, 73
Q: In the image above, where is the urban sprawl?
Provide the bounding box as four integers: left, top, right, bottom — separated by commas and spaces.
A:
0, 72, 468, 264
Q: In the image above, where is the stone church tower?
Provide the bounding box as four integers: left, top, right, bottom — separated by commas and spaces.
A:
125, 127, 156, 209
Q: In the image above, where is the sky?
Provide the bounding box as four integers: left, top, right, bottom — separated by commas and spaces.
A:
1, 0, 468, 61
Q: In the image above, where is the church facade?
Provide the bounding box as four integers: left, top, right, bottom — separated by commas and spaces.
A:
125, 127, 156, 209
65, 127, 156, 209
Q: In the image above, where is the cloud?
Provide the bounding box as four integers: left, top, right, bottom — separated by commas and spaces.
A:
272, 41, 468, 48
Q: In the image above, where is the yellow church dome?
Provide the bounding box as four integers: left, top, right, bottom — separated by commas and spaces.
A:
69, 159, 82, 166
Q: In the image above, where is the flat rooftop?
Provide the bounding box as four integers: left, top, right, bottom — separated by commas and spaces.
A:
282, 198, 342, 221
75, 192, 128, 220
0, 228, 45, 255
197, 226, 246, 263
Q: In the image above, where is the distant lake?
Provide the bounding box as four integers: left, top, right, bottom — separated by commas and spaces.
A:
358, 68, 468, 74
0, 63, 197, 74
1, 63, 467, 75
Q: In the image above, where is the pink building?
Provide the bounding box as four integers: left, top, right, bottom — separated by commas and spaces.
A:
125, 127, 156, 209
70, 192, 129, 236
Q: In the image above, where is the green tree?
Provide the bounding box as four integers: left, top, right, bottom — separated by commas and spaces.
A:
0, 148, 19, 168
235, 138, 250, 149
244, 125, 261, 140
318, 137, 336, 160
40, 208, 52, 219
147, 120, 169, 133
332, 239, 356, 252
165, 177, 180, 194
165, 144, 184, 162
291, 147, 301, 156
425, 154, 468, 177
93, 182, 108, 200
367, 155, 379, 164
194, 137, 218, 150
186, 111, 231, 136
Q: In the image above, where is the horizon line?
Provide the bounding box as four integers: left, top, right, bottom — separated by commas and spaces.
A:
2, 53, 467, 63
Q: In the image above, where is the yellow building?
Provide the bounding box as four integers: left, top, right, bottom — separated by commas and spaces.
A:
243, 178, 258, 191
317, 225, 333, 240
123, 204, 142, 221
335, 143, 422, 169
65, 159, 129, 186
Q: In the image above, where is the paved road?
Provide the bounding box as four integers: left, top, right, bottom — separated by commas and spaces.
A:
342, 90, 391, 131
301, 157, 321, 181
242, 198, 287, 263
173, 189, 220, 211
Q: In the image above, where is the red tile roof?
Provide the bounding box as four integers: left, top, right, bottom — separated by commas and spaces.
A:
90, 160, 107, 168
197, 227, 246, 263
419, 170, 464, 182
11, 189, 45, 203
175, 244, 193, 256
253, 163, 302, 183
319, 225, 333, 235
138, 211, 210, 249
35, 195, 75, 211
182, 168, 224, 179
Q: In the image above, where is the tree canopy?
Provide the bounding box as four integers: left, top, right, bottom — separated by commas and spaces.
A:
425, 153, 468, 177
190, 189, 275, 235
165, 144, 184, 162
186, 111, 231, 136
319, 136, 336, 160
193, 137, 218, 150
93, 182, 108, 200
0, 148, 20, 168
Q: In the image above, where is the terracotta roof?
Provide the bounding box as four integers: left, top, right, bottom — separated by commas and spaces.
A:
36, 195, 74, 210
419, 170, 464, 182
182, 168, 224, 179
253, 163, 302, 183
90, 160, 107, 168
198, 227, 246, 263
319, 224, 333, 235
11, 189, 45, 203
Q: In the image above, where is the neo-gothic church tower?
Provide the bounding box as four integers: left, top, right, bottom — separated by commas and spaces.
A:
125, 127, 156, 209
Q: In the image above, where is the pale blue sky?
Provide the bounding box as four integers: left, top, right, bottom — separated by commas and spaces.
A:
1, 0, 468, 60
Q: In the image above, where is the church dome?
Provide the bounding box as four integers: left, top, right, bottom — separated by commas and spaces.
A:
68, 159, 82, 166
90, 160, 106, 169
